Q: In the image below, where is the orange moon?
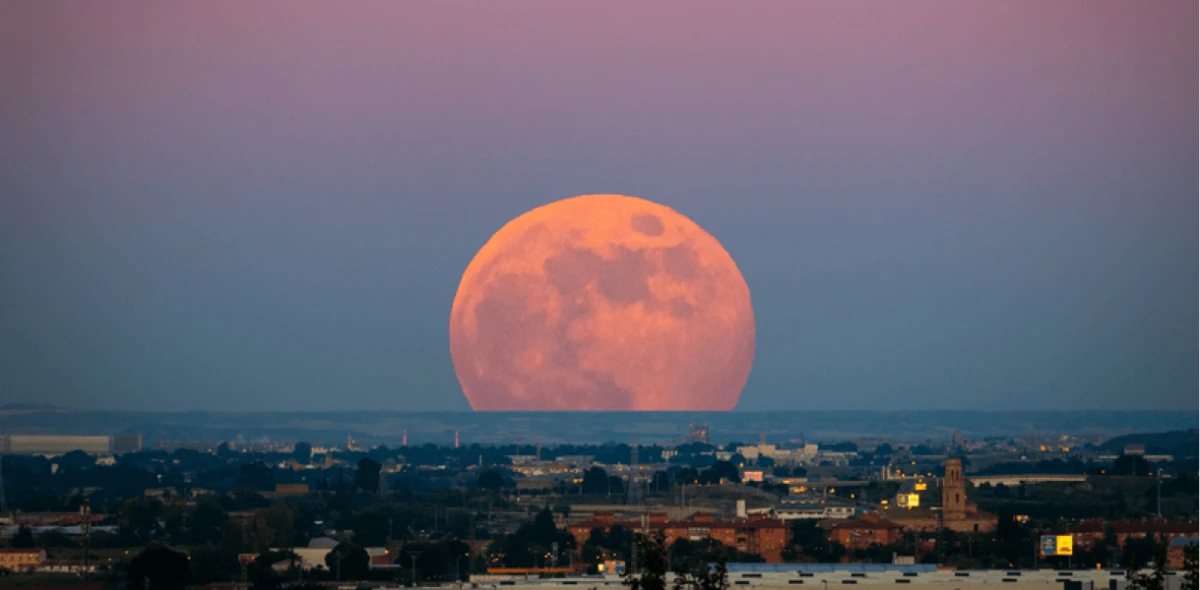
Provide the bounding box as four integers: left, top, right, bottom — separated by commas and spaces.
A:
449, 194, 755, 411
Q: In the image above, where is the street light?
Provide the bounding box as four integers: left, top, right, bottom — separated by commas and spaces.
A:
409, 550, 422, 587
456, 553, 470, 587
80, 500, 91, 582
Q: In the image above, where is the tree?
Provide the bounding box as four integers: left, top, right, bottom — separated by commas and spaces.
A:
326, 542, 370, 581
191, 500, 228, 545
11, 525, 35, 548
1126, 542, 1168, 590
353, 509, 391, 546
220, 519, 249, 555
55, 449, 96, 472
128, 545, 191, 590
355, 457, 382, 494
238, 461, 276, 491
675, 468, 699, 485
188, 547, 240, 585
579, 525, 635, 571
39, 530, 78, 548
875, 444, 895, 456
250, 551, 294, 590
582, 466, 610, 494
531, 508, 559, 545
697, 468, 719, 485
1183, 543, 1198, 590
712, 461, 739, 482
608, 475, 626, 495
651, 471, 671, 493
488, 508, 578, 569
1124, 536, 1160, 570
249, 504, 296, 553
119, 498, 164, 543
397, 538, 473, 582
477, 470, 505, 491
1114, 455, 1152, 477
670, 538, 758, 571
292, 442, 312, 465
672, 546, 728, 590
626, 533, 669, 590
782, 521, 845, 563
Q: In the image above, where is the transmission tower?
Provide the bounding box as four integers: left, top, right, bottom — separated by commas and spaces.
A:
627, 436, 646, 576
627, 436, 642, 506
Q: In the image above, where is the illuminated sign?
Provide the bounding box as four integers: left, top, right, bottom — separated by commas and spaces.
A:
743, 470, 764, 482
914, 482, 927, 491
1040, 535, 1073, 556
897, 494, 920, 508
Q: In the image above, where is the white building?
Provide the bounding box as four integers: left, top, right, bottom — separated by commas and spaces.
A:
737, 443, 819, 465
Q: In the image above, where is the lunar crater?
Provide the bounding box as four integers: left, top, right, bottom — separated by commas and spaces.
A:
450, 194, 754, 411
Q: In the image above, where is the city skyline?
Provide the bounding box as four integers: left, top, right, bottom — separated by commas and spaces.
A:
1, 1, 1196, 412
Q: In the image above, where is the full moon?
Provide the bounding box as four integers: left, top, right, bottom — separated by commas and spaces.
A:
449, 194, 755, 411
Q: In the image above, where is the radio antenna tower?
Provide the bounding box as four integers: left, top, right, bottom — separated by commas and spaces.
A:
627, 436, 645, 507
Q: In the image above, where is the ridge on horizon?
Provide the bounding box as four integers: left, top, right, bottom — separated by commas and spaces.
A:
2, 407, 1194, 414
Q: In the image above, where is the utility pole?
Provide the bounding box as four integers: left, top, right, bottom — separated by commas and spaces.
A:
1156, 469, 1163, 518
410, 550, 422, 587
456, 553, 469, 587
934, 508, 943, 565
80, 500, 91, 581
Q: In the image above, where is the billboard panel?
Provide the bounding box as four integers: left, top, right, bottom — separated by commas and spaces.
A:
1041, 535, 1073, 556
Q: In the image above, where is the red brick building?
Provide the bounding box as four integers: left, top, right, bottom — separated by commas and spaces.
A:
0, 548, 48, 572
1068, 519, 1198, 550
880, 459, 997, 533
569, 512, 791, 563
829, 513, 904, 550
7, 512, 102, 527
1167, 537, 1197, 570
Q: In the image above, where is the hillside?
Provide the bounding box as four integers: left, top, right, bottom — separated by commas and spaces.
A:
1100, 429, 1199, 457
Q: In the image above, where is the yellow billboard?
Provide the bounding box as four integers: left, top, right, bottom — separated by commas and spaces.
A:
1040, 535, 1073, 556
897, 493, 920, 508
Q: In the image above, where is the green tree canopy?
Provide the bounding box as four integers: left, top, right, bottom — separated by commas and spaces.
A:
326, 541, 370, 581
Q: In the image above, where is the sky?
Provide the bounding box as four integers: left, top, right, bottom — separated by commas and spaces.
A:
0, 1, 1196, 413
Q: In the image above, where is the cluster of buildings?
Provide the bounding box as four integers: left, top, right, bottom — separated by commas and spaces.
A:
568, 510, 791, 563
0, 434, 141, 457
237, 537, 394, 572
878, 459, 999, 533
731, 442, 820, 465
1068, 519, 1198, 552
0, 548, 97, 575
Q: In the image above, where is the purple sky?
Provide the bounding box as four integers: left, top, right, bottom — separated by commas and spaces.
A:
0, 1, 1195, 412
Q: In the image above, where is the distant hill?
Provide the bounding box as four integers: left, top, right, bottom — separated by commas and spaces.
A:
0, 409, 1196, 446
1100, 429, 1199, 457
0, 402, 62, 411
